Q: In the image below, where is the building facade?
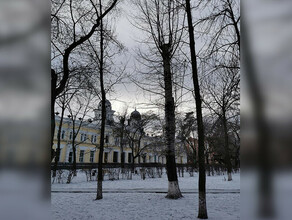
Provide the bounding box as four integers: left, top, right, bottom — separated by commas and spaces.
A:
53, 100, 188, 165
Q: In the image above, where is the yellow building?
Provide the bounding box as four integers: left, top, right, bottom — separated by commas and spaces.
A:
52, 100, 187, 165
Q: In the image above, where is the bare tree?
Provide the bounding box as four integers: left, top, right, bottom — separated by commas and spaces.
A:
52, 93, 66, 178
195, 0, 240, 68
229, 114, 240, 168
177, 112, 198, 166
52, 82, 78, 177
73, 2, 126, 199
125, 112, 159, 172
52, 66, 92, 177
131, 0, 185, 199
202, 64, 240, 181
51, 0, 119, 161
66, 92, 92, 180
113, 108, 128, 171
95, 1, 106, 199
184, 0, 208, 217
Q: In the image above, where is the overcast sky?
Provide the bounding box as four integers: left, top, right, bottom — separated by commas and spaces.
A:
108, 0, 203, 117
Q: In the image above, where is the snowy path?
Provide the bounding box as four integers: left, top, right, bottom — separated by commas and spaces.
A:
52, 188, 239, 193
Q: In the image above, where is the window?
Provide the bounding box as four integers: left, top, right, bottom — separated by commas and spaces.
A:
149, 156, 152, 163
113, 151, 118, 163
105, 135, 109, 143
69, 132, 72, 140
68, 152, 73, 163
79, 150, 84, 162
115, 137, 119, 146
91, 135, 97, 143
61, 130, 65, 139
143, 155, 146, 163
104, 152, 108, 163
154, 155, 157, 163
162, 157, 164, 164
80, 133, 87, 142
90, 151, 95, 163
121, 152, 125, 163
128, 153, 132, 163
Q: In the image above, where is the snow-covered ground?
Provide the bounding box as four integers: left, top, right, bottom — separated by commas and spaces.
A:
52, 171, 240, 219
52, 193, 239, 220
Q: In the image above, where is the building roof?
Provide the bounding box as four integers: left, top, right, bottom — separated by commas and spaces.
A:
130, 108, 141, 121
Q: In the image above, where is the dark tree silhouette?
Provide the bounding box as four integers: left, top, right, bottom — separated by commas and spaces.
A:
185, 0, 207, 217
51, 0, 119, 161
131, 0, 186, 199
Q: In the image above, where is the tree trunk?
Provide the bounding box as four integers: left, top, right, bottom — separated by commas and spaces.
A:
206, 151, 210, 177
72, 144, 77, 176
131, 143, 135, 173
71, 119, 77, 176
227, 0, 240, 51
51, 69, 57, 162
120, 119, 125, 171
131, 154, 135, 173
96, 6, 105, 200
53, 105, 65, 177
222, 110, 232, 181
185, 0, 208, 218
192, 148, 197, 168
161, 44, 182, 199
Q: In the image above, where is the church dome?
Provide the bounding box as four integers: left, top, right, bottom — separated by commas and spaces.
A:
98, 99, 112, 111
130, 109, 141, 121
94, 99, 115, 124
